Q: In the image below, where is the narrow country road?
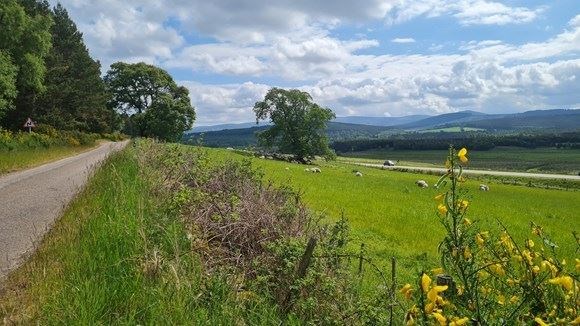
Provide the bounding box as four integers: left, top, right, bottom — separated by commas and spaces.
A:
0, 140, 129, 279
351, 162, 580, 181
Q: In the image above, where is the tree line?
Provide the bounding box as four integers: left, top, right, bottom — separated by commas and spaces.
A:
0, 0, 195, 141
332, 131, 580, 152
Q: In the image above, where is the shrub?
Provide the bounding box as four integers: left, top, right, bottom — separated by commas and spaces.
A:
134, 140, 392, 324
401, 147, 579, 325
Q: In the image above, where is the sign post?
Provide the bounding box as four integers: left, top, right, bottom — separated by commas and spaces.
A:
23, 118, 36, 133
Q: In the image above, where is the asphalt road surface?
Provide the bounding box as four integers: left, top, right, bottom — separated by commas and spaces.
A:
351, 162, 580, 181
0, 141, 128, 279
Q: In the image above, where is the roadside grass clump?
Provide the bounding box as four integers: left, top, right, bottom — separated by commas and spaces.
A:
0, 125, 106, 174
401, 147, 579, 325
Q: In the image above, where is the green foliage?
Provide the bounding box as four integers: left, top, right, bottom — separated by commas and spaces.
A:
254, 88, 335, 162
0, 0, 52, 129
403, 148, 579, 325
104, 62, 195, 140
0, 51, 18, 118
35, 4, 116, 133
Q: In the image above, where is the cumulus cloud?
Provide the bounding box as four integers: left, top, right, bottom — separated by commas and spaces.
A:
46, 1, 579, 125
391, 38, 416, 43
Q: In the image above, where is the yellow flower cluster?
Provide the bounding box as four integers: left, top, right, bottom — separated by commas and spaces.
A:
403, 147, 580, 325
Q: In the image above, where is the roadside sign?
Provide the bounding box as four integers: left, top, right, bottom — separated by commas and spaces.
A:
23, 118, 36, 132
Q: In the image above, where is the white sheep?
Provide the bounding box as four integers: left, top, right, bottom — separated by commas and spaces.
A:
479, 184, 490, 191
226, 147, 234, 150
355, 171, 363, 177
312, 167, 321, 173
415, 180, 429, 188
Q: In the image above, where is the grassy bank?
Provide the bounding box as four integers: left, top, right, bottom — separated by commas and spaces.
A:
207, 148, 580, 281
339, 147, 580, 175
1, 141, 373, 324
0, 128, 124, 174
0, 144, 281, 324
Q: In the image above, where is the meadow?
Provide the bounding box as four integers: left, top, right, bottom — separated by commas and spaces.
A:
208, 148, 580, 280
339, 146, 580, 175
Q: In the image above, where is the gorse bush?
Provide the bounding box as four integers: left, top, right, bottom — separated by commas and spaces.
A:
0, 125, 100, 151
402, 147, 579, 325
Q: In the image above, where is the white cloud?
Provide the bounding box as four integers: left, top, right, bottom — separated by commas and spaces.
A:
46, 1, 579, 125
391, 38, 416, 43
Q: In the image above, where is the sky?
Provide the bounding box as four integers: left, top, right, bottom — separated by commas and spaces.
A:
48, 0, 580, 126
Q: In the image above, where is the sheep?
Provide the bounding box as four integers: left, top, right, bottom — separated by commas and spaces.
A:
415, 180, 429, 188
226, 147, 234, 150
355, 171, 363, 177
479, 184, 490, 191
285, 167, 290, 170
312, 167, 321, 173
259, 155, 265, 159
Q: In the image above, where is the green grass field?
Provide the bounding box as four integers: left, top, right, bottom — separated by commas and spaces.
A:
339, 147, 580, 175
208, 148, 580, 280
0, 145, 97, 175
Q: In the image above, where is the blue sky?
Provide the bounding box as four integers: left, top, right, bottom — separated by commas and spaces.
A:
51, 0, 579, 125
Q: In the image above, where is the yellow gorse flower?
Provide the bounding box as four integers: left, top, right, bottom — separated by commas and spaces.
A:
475, 233, 485, 247
549, 276, 573, 291
432, 312, 447, 326
421, 273, 432, 293
400, 283, 413, 300
534, 317, 549, 326
438, 204, 448, 215
457, 148, 468, 163
427, 285, 448, 302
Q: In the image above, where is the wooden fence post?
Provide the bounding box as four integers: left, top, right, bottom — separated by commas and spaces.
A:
389, 257, 396, 326
358, 243, 365, 275
282, 237, 317, 314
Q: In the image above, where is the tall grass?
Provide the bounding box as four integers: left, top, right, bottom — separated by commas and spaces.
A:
0, 127, 124, 174
0, 145, 282, 324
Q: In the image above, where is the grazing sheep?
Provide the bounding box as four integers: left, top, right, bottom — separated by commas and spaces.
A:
355, 171, 363, 177
285, 167, 290, 170
415, 180, 429, 188
226, 147, 234, 150
312, 167, 321, 173
259, 155, 265, 159
479, 184, 490, 191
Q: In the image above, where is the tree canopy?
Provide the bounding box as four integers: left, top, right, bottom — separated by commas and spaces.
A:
0, 0, 52, 126
35, 4, 114, 133
104, 62, 196, 140
253, 88, 335, 161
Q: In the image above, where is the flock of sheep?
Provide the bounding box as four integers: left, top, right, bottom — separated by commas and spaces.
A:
301, 167, 490, 191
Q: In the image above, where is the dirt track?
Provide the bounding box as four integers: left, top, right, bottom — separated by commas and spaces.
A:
351, 162, 580, 181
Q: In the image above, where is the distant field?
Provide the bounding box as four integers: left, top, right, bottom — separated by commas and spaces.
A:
206, 147, 580, 281
339, 147, 580, 175
419, 127, 485, 133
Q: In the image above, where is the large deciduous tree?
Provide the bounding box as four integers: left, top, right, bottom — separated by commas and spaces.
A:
36, 4, 115, 133
104, 62, 196, 140
253, 88, 335, 162
0, 0, 52, 127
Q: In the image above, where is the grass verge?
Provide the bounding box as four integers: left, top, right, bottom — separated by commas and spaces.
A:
0, 145, 98, 175
0, 144, 282, 324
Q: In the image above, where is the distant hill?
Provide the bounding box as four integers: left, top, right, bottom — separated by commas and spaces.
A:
333, 115, 429, 126
397, 110, 493, 130
191, 115, 428, 132
184, 122, 396, 148
184, 109, 580, 148
455, 109, 580, 131
189, 122, 268, 133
